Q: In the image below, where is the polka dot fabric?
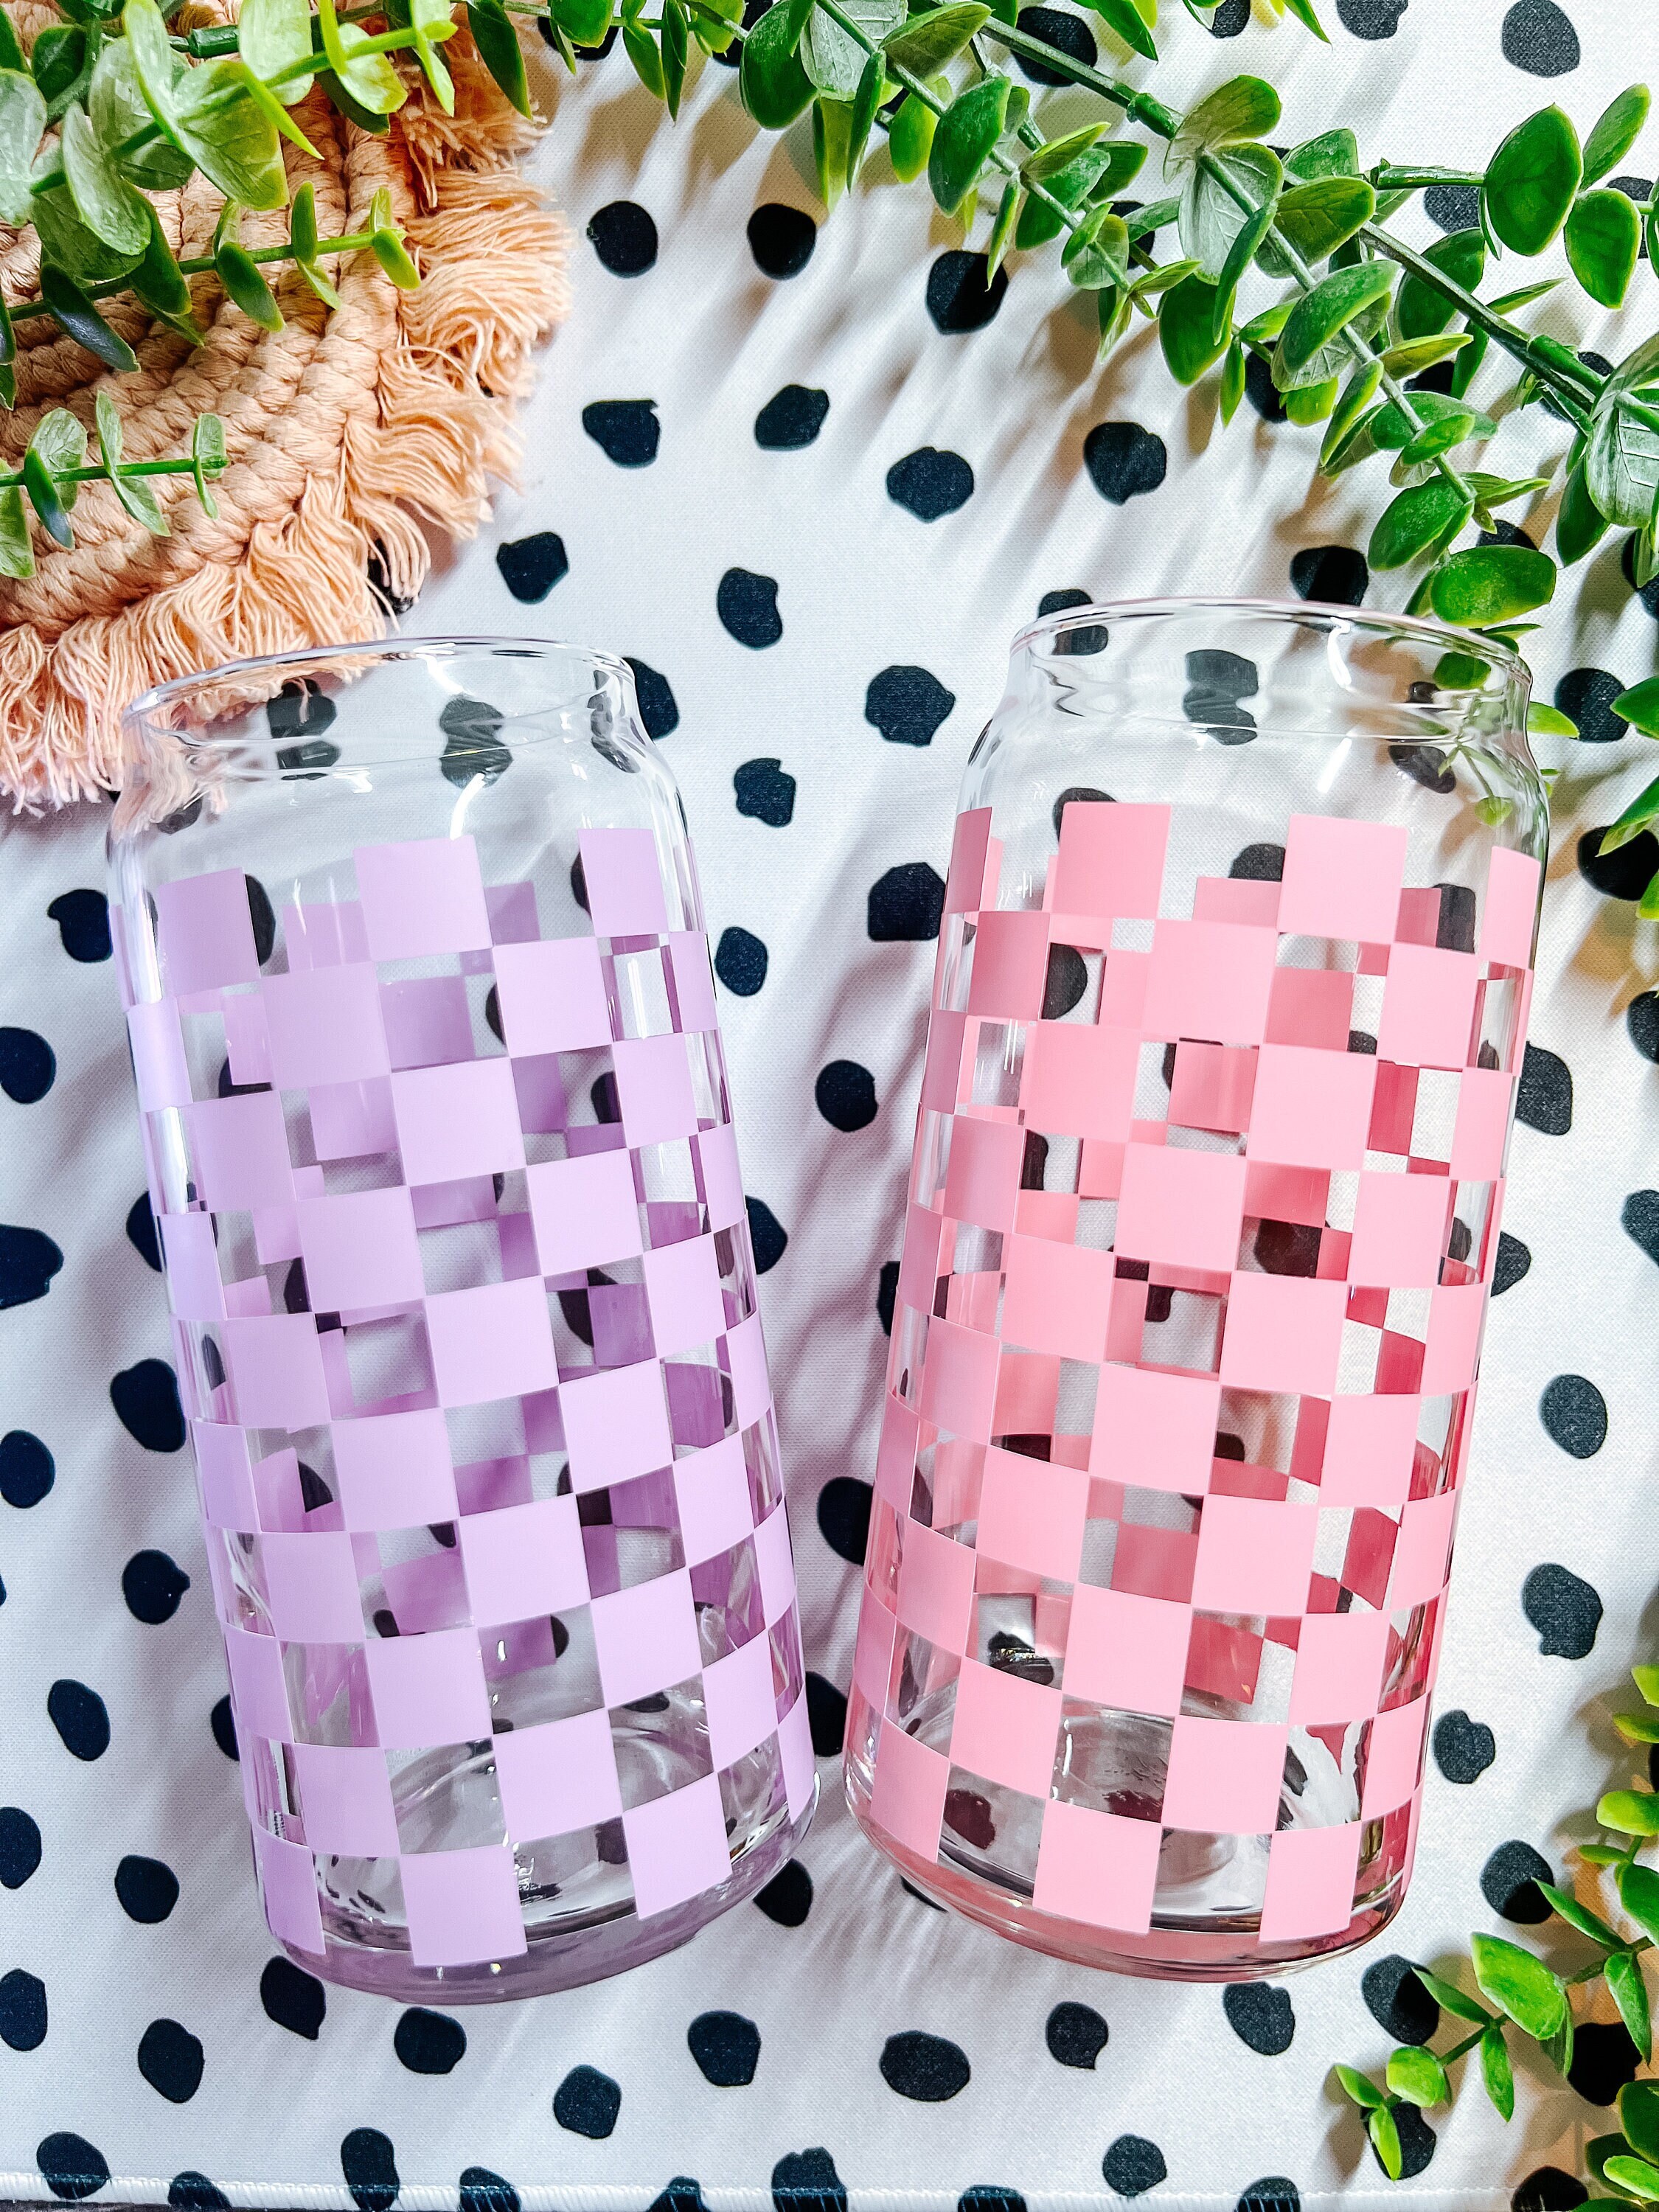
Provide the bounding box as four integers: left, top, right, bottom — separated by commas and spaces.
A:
0, 0, 1655, 2200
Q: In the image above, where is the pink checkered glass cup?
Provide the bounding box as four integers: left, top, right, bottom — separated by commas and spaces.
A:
844, 599, 1546, 1979
111, 639, 813, 2001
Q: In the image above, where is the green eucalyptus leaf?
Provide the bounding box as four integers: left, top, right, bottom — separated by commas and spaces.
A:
215, 237, 284, 330
1166, 74, 1279, 173
1605, 2157, 1659, 2202
846, 48, 883, 178
1430, 544, 1556, 625
237, 0, 315, 102
886, 86, 936, 181
1566, 188, 1641, 309
1219, 333, 1245, 422
1367, 2105, 1402, 2185
1062, 204, 1128, 290
1212, 183, 1276, 338
740, 0, 816, 131
1284, 375, 1337, 424
881, 1, 989, 72
129, 199, 199, 333
929, 73, 1009, 216
95, 390, 167, 535
314, 66, 391, 130
1537, 1880, 1621, 1946
0, 68, 46, 225
1613, 680, 1659, 739
0, 15, 22, 74
985, 175, 1020, 277
1470, 1931, 1569, 2040
1400, 403, 1489, 465
1096, 281, 1130, 359
1477, 2025, 1514, 2121
32, 183, 143, 283
404, 0, 459, 115
1484, 103, 1582, 255
1240, 299, 1292, 344
370, 224, 420, 288
1379, 333, 1471, 376
0, 485, 33, 579
1635, 1666, 1659, 1707
1394, 226, 1484, 341
173, 57, 291, 206
1385, 2047, 1448, 2107
1598, 778, 1659, 855
1449, 322, 1488, 398
660, 0, 689, 116
315, 0, 405, 115
1178, 142, 1279, 282
1582, 83, 1651, 189
1256, 173, 1372, 276
689, 0, 740, 51
1014, 147, 1108, 245
1276, 259, 1391, 380
1126, 194, 1178, 239
1615, 1712, 1659, 1744
812, 94, 852, 206
1129, 256, 1200, 300
1087, 0, 1155, 60
1587, 398, 1659, 531
554, 0, 616, 42
1371, 389, 1492, 450
622, 7, 665, 87
1279, 0, 1327, 38
1158, 271, 1227, 382
191, 411, 226, 518
59, 100, 150, 257
1579, 1843, 1628, 1865
1284, 127, 1357, 181
1557, 457, 1610, 564
1608, 1950, 1652, 2065
21, 447, 72, 548
39, 261, 139, 371
1331, 2065, 1385, 2110
88, 41, 190, 191
804, 0, 902, 100
1370, 478, 1474, 571
1021, 121, 1105, 182
1318, 357, 1381, 470
1624, 2080, 1659, 2163
31, 25, 91, 123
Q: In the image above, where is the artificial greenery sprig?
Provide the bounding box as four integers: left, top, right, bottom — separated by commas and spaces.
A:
1333, 1661, 1659, 2194
0, 389, 226, 576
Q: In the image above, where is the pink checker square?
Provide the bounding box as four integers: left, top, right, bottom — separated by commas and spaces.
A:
580, 827, 670, 937
591, 1570, 700, 1705
942, 1113, 1023, 1234
967, 908, 1051, 1018
1162, 1714, 1289, 1834
365, 1627, 493, 1748
392, 1060, 525, 1186
644, 1235, 726, 1356
1421, 1281, 1486, 1397
1349, 1169, 1449, 1289
1378, 943, 1480, 1071
560, 1360, 673, 1491
379, 975, 474, 1070
1063, 1585, 1191, 1718
945, 807, 994, 914
612, 1034, 699, 1148
725, 1311, 771, 1430
296, 1187, 422, 1313
1143, 919, 1278, 1045
309, 1077, 397, 1162
285, 900, 369, 971
1248, 1044, 1377, 1171
527, 1150, 642, 1276
1289, 1610, 1391, 1724
1361, 1697, 1427, 1818
1191, 1495, 1319, 1616
226, 1623, 292, 1742
1481, 846, 1541, 968
698, 1122, 745, 1234
259, 1529, 364, 1643
752, 1500, 796, 1627
262, 966, 390, 1091
223, 992, 273, 1088
1259, 1821, 1363, 1941
222, 1315, 330, 1429
1277, 815, 1409, 945
1169, 1043, 1257, 1134
333, 1408, 458, 1530
492, 936, 613, 1057
459, 1495, 588, 1622
254, 1828, 324, 1955
918, 1316, 999, 1444
950, 1657, 1061, 1798
1265, 966, 1354, 1051
1001, 1234, 1112, 1362
703, 1632, 780, 1769
1092, 1365, 1220, 1495
1051, 801, 1170, 922
779, 1687, 813, 1821
1450, 1065, 1514, 1180
623, 1771, 732, 1919
1116, 1143, 1248, 1274
673, 1434, 754, 1564
189, 1091, 295, 1211
495, 1709, 622, 1840
1319, 1394, 1421, 1509
1032, 1799, 1161, 1933
291, 1742, 400, 1856
871, 1719, 950, 1860
665, 932, 718, 1033
160, 1211, 225, 1323
897, 1517, 977, 1653
1021, 1021, 1139, 1142
195, 1422, 257, 1530
354, 836, 491, 961
975, 1450, 1088, 1583
155, 869, 260, 995
425, 1278, 557, 1407
128, 1000, 192, 1111
401, 1843, 526, 1966
1387, 1489, 1456, 1610
1220, 1274, 1346, 1396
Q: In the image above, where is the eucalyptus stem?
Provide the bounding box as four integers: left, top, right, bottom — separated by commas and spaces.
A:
0, 456, 218, 487
4, 228, 380, 324
979, 17, 1175, 136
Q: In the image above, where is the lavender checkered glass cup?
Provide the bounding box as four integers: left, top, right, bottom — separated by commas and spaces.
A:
844, 600, 1547, 1980
111, 639, 813, 2001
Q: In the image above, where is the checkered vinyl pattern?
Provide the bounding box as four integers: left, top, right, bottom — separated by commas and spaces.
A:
855, 801, 1541, 1952
119, 828, 811, 1969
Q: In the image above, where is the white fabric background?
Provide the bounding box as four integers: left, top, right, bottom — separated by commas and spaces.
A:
1, 0, 1658, 2202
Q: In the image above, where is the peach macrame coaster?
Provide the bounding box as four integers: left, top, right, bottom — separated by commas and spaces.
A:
0, 0, 568, 806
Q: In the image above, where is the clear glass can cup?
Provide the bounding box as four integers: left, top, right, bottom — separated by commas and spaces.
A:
844, 598, 1548, 1980
110, 638, 815, 2002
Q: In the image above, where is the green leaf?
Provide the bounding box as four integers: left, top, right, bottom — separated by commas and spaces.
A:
1621, 1860, 1659, 1952
1400, 403, 1489, 465
981, 175, 1020, 279
1582, 84, 1651, 189
1380, 333, 1471, 377
1395, 226, 1484, 341
1366, 2104, 1402, 2184
22, 445, 76, 547
1062, 205, 1128, 290
845, 49, 883, 180
315, 0, 406, 114
0, 485, 33, 580
886, 87, 936, 182
1641, 871, 1659, 923
31, 25, 91, 123
1087, 0, 1155, 60
1635, 1666, 1659, 1707
1158, 272, 1228, 383
1021, 121, 1106, 182
129, 198, 198, 330
1603, 1792, 1659, 1838
215, 237, 284, 330
1591, 2132, 1641, 2189
59, 100, 150, 257
1276, 260, 1392, 381
1470, 1932, 1568, 2040
1430, 544, 1556, 625
0, 68, 46, 225
811, 94, 852, 206
660, 0, 689, 116
616, 10, 661, 91
1284, 127, 1357, 181
32, 180, 143, 285
370, 223, 420, 288
1125, 194, 1178, 240
1371, 389, 1492, 450
881, 0, 989, 69
1178, 141, 1279, 283
1615, 681, 1659, 740
1212, 183, 1276, 338
24, 406, 87, 546
1557, 457, 1610, 565
94, 390, 167, 535
1616, 1712, 1659, 1744
1285, 375, 1337, 425
1257, 174, 1372, 275
1279, 0, 1326, 38
803, 0, 902, 100
1129, 257, 1200, 302
1166, 74, 1279, 173
1331, 2064, 1385, 2110
1598, 774, 1659, 855
402, 0, 459, 114
38, 261, 139, 372
191, 411, 226, 519
1220, 335, 1245, 423
238, 0, 315, 102
740, 0, 815, 130
1537, 1880, 1621, 1944
1479, 2025, 1514, 2121
1565, 189, 1641, 310
1240, 299, 1292, 344
1623, 2079, 1659, 2163
174, 56, 291, 205
1610, 1951, 1652, 2065
1484, 104, 1582, 255
929, 74, 1009, 216
554, 0, 616, 42
1318, 358, 1381, 471
1579, 1843, 1628, 1865
1605, 2157, 1659, 2202
87, 39, 188, 192
1385, 2047, 1449, 2107
0, 15, 22, 73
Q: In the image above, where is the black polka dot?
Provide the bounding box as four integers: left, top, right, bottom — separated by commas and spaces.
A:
209, 1695, 237, 1761
1237, 2183, 1298, 2212
0, 1223, 63, 1310
755, 1859, 813, 1926
1336, 0, 1408, 32
1579, 825, 1658, 900
880, 2030, 970, 2101
818, 1475, 872, 1564
582, 400, 660, 467
865, 666, 956, 748
1184, 650, 1259, 743
496, 533, 568, 602
926, 251, 1008, 333
138, 2018, 204, 2104
1361, 1954, 1439, 2046
1231, 844, 1285, 882
717, 568, 783, 648
122, 1549, 191, 1623
267, 681, 339, 765
1556, 669, 1630, 745
1054, 787, 1112, 838
1631, 995, 1659, 1062
746, 1197, 787, 1273
261, 1955, 326, 2039
0, 1028, 55, 1105
125, 1193, 161, 1271
1387, 2106, 1436, 2179
1012, 4, 1094, 83
1290, 546, 1368, 607
341, 2129, 399, 2212
459, 2170, 518, 2212
771, 2150, 845, 2212
1433, 1709, 1495, 1781
47, 1680, 108, 1762
748, 204, 815, 278
108, 1359, 185, 1453
1500, 0, 1578, 74
887, 448, 974, 522
0, 1966, 46, 2051
714, 927, 768, 996
170, 2177, 229, 2212
756, 386, 829, 450
1102, 2137, 1165, 2197
1512, 2168, 1589, 2212
1045, 2001, 1107, 2068
1038, 591, 1108, 655
1043, 945, 1088, 1020
805, 1672, 847, 1756
902, 1877, 945, 1910
242, 874, 275, 964
625, 658, 679, 739
394, 2008, 465, 2074
815, 1060, 877, 1132
1569, 2020, 1639, 2105
438, 698, 511, 790
1515, 1043, 1571, 1135
0, 1805, 42, 1890
733, 757, 796, 827
1627, 534, 1659, 619
1523, 1562, 1602, 1658
1206, 0, 1248, 27
46, 889, 111, 962
116, 1854, 179, 1923
554, 2064, 622, 2137
877, 1259, 899, 1335
1492, 1231, 1531, 1294
0, 1429, 53, 1509
1481, 1839, 1553, 1922
1425, 182, 1482, 232
1084, 422, 1166, 504
1540, 1374, 1606, 1458
1625, 1191, 1659, 1277
588, 201, 657, 275
1242, 350, 1289, 422
38, 2133, 109, 2202
1223, 1983, 1294, 2055
647, 2184, 705, 2212
687, 2010, 760, 2086
868, 863, 945, 942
